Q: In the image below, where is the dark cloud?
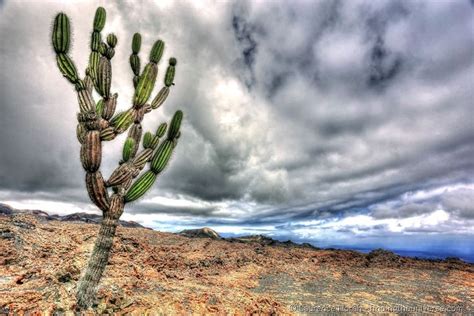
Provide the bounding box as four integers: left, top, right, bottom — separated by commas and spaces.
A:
0, 0, 473, 249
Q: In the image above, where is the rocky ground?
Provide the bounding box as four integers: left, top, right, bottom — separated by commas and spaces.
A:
0, 207, 473, 315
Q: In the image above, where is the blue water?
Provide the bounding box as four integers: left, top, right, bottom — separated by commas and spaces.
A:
325, 245, 474, 263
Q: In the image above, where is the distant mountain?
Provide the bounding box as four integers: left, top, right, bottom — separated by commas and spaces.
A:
0, 203, 148, 229
179, 227, 221, 239
225, 234, 319, 250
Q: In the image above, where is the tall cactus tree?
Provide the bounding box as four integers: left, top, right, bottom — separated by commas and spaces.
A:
51, 7, 182, 309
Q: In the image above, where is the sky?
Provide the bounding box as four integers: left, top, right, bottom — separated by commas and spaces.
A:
1, 0, 473, 260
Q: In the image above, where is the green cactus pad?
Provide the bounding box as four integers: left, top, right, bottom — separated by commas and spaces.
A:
129, 54, 140, 76
56, 53, 79, 83
143, 132, 153, 148
167, 110, 183, 140
156, 122, 167, 137
151, 87, 169, 109
133, 75, 140, 89
132, 148, 153, 169
125, 170, 157, 202
110, 109, 134, 131
100, 127, 116, 141
99, 42, 108, 55
169, 57, 177, 66
77, 89, 95, 113
132, 33, 141, 54
74, 79, 86, 91
150, 135, 160, 149
149, 40, 164, 63
133, 63, 158, 106
84, 75, 93, 94
76, 123, 86, 143
91, 31, 101, 51
93, 7, 106, 32
88, 51, 100, 78
123, 137, 135, 162
106, 33, 117, 48
97, 57, 112, 97
96, 99, 104, 116
164, 66, 175, 87
105, 47, 115, 59
52, 13, 70, 54
150, 140, 173, 174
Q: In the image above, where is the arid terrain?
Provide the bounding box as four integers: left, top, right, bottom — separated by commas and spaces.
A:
0, 205, 473, 314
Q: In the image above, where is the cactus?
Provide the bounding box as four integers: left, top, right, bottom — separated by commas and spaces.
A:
124, 170, 156, 202
97, 57, 112, 97
156, 122, 167, 137
130, 33, 142, 88
132, 32, 141, 54
165, 58, 176, 87
50, 7, 183, 310
129, 54, 140, 75
133, 63, 158, 106
168, 110, 183, 140
143, 131, 153, 148
122, 137, 135, 162
56, 53, 79, 83
150, 40, 165, 63
93, 7, 106, 31
52, 13, 70, 54
151, 87, 170, 109
106, 33, 117, 48
150, 139, 174, 173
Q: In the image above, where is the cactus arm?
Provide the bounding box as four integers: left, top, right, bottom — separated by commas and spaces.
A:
100, 53, 177, 143
106, 122, 165, 188
86, 7, 105, 90
124, 111, 182, 203
130, 33, 142, 88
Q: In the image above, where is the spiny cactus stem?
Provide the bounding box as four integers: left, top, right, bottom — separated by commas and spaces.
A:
51, 6, 183, 310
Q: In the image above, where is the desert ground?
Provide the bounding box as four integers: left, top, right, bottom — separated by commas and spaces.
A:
0, 206, 473, 314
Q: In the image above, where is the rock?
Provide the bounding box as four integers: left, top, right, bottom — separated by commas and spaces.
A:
366, 248, 401, 267
56, 272, 72, 283
12, 219, 36, 230
0, 203, 14, 215
179, 227, 221, 239
227, 235, 276, 245
0, 228, 15, 240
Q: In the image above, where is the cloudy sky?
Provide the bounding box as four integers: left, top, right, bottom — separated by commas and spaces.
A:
1, 0, 473, 260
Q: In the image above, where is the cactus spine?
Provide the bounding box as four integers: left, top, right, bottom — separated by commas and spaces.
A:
51, 6, 183, 310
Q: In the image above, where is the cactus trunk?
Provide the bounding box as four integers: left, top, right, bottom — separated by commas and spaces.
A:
76, 196, 123, 309
76, 218, 117, 308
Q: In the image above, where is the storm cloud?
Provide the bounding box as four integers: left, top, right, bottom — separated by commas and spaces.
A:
0, 0, 473, 257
